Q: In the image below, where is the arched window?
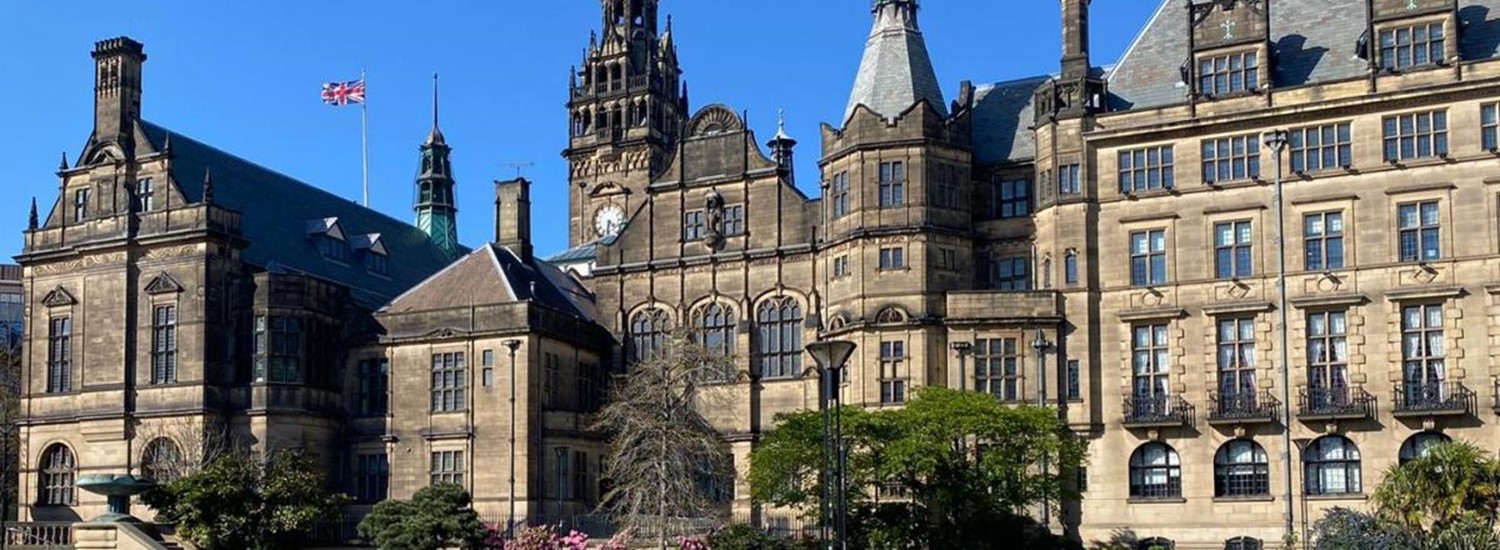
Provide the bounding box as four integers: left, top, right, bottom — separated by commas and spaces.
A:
1399, 432, 1451, 463
1138, 537, 1175, 550
629, 307, 671, 362
756, 297, 803, 380
1129, 443, 1181, 499
1214, 439, 1270, 497
694, 302, 736, 362
141, 437, 183, 483
875, 307, 906, 325
39, 444, 76, 506
1304, 435, 1361, 496
1225, 537, 1262, 550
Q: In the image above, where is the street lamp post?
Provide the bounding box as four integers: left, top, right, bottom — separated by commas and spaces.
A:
503, 339, 522, 538
1031, 329, 1053, 529
806, 340, 857, 550
951, 341, 972, 392
1264, 129, 1295, 546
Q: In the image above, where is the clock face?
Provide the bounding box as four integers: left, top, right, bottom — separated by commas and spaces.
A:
594, 205, 626, 238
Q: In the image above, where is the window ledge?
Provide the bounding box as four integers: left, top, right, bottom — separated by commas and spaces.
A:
1304, 493, 1367, 502
1127, 497, 1186, 504
1213, 495, 1274, 503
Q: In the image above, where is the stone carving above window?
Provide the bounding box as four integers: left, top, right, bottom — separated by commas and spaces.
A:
42, 287, 76, 308
144, 273, 184, 295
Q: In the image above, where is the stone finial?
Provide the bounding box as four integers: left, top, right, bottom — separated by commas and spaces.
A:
58, 151, 69, 172
28, 197, 39, 230
203, 167, 215, 204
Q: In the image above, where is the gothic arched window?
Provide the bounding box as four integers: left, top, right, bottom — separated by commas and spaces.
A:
1224, 537, 1262, 550
40, 444, 76, 506
1213, 439, 1270, 497
756, 297, 803, 379
142, 437, 183, 483
694, 302, 736, 379
629, 307, 671, 363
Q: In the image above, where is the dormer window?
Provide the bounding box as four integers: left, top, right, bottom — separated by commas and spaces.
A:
1198, 51, 1258, 97
352, 233, 389, 276
1379, 21, 1445, 71
306, 218, 350, 263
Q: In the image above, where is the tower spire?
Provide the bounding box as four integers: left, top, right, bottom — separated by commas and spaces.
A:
768, 109, 798, 185
426, 73, 446, 146
844, 0, 947, 122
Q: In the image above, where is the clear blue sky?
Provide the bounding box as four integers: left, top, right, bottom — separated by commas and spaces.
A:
0, 1, 1159, 260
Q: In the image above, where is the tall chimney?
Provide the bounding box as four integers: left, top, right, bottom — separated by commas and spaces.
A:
1061, 0, 1091, 80
495, 178, 533, 262
92, 37, 147, 152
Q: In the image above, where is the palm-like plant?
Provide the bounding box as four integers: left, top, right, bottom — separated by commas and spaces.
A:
1372, 442, 1500, 531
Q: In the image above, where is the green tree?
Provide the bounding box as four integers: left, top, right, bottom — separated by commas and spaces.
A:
593, 332, 734, 549
1373, 442, 1500, 531
357, 483, 488, 550
142, 449, 350, 550
748, 387, 1084, 549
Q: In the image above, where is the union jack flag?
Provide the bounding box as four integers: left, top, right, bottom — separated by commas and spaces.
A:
321, 79, 366, 106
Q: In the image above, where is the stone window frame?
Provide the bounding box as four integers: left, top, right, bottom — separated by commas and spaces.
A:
46, 314, 73, 395
149, 302, 179, 385
877, 161, 906, 208
1399, 431, 1451, 464
878, 339, 908, 405
1064, 249, 1079, 286
1117, 145, 1176, 194
1213, 439, 1271, 498
38, 443, 77, 506
1212, 219, 1255, 280
1195, 48, 1261, 99
830, 171, 851, 218
691, 300, 738, 382
1382, 110, 1449, 163
1128, 228, 1169, 287
1399, 302, 1448, 404
1375, 15, 1452, 73
1305, 310, 1352, 409
1303, 211, 1347, 271
832, 254, 851, 279
429, 449, 465, 487
430, 351, 467, 413
681, 209, 705, 242
992, 178, 1033, 219
136, 177, 155, 213
1303, 435, 1362, 496
140, 437, 182, 484
1065, 359, 1082, 402
355, 357, 390, 417
1127, 442, 1181, 500
877, 246, 906, 271
542, 352, 561, 408
754, 296, 804, 380
1058, 163, 1081, 196
73, 188, 90, 223
1288, 122, 1354, 175
1200, 135, 1262, 185
973, 337, 1021, 403
354, 452, 389, 504
1396, 199, 1443, 263
1482, 102, 1499, 152
723, 203, 746, 237
628, 305, 673, 363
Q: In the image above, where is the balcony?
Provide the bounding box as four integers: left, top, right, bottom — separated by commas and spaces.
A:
1123, 394, 1195, 428
1393, 381, 1474, 418
1207, 390, 1281, 425
1297, 385, 1376, 421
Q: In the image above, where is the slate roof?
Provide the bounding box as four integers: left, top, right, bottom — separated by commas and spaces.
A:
546, 235, 615, 265
137, 121, 463, 307
1108, 0, 1500, 111
383, 244, 594, 320
845, 1, 948, 122
971, 76, 1050, 165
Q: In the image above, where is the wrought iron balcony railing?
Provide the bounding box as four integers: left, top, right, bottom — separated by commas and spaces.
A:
1393, 381, 1474, 417
1207, 390, 1281, 425
1123, 394, 1194, 428
1297, 385, 1375, 421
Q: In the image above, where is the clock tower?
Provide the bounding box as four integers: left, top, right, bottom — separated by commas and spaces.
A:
563, 0, 688, 247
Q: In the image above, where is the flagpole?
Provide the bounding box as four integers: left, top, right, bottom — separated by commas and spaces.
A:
360, 68, 370, 207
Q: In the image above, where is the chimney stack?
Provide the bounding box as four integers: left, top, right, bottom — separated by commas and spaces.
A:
495, 178, 533, 262
1061, 0, 1092, 80
92, 37, 147, 152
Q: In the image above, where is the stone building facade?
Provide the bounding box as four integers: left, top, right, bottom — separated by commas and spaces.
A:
554, 0, 1500, 548
19, 0, 1500, 548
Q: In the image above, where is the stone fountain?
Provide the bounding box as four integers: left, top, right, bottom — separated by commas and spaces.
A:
77, 474, 156, 523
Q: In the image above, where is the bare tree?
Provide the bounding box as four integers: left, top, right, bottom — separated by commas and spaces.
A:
135, 416, 240, 483
593, 331, 734, 549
